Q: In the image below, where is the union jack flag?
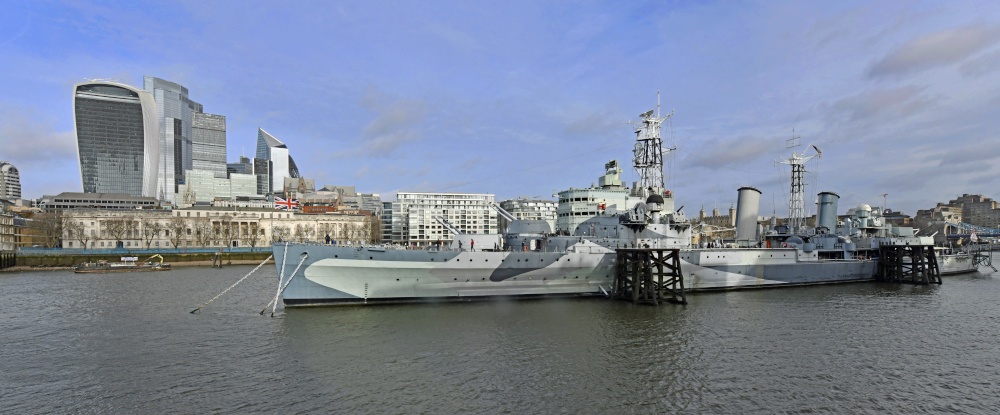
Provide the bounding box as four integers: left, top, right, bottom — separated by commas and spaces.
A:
274, 196, 300, 210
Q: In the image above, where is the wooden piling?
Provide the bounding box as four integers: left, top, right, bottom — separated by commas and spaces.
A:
876, 244, 941, 285
612, 248, 686, 305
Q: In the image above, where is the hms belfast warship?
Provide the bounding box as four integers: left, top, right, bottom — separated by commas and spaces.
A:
271, 98, 928, 306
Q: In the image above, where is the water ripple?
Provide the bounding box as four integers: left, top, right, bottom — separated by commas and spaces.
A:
1, 266, 999, 413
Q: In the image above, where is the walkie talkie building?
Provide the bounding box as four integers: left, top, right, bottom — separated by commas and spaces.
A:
73, 81, 160, 197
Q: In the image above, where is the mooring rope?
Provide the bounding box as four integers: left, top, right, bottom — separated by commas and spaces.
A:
269, 252, 308, 317
189, 254, 274, 314
268, 243, 290, 317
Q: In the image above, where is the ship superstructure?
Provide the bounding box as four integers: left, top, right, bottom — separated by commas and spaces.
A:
269, 97, 930, 306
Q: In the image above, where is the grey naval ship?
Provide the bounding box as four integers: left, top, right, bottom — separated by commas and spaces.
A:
271, 99, 971, 306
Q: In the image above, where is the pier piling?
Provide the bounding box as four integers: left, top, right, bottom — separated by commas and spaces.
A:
612, 248, 686, 305
875, 244, 941, 285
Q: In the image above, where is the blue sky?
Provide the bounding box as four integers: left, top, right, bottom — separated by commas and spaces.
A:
2, 0, 999, 218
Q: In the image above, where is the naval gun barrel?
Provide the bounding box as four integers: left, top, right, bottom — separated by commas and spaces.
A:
434, 216, 462, 235
488, 201, 516, 223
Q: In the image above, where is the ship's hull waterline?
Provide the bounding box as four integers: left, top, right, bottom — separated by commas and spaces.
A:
272, 243, 878, 306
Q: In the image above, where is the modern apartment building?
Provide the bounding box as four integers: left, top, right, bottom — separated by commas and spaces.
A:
947, 194, 1000, 228
0, 161, 22, 200
73, 81, 160, 197
386, 192, 497, 247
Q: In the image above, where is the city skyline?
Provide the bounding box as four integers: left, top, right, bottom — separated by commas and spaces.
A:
2, 1, 1000, 216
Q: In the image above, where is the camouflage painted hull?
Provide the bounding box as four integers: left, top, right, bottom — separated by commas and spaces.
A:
272, 242, 878, 306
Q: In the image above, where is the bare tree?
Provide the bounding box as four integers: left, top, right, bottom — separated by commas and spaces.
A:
293, 223, 314, 243
193, 216, 213, 247
122, 215, 138, 246
28, 212, 64, 248
240, 222, 261, 251
64, 219, 91, 249
317, 223, 335, 244
102, 217, 129, 248
365, 214, 383, 243
167, 216, 187, 249
141, 217, 164, 249
343, 223, 360, 245
272, 225, 290, 243
217, 214, 235, 248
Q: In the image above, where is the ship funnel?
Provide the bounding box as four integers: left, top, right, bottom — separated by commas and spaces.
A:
735, 186, 762, 245
816, 191, 840, 232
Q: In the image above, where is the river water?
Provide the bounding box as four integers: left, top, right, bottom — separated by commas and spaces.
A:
2, 262, 999, 414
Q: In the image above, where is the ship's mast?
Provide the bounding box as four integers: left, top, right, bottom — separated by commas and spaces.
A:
777, 130, 820, 231
631, 92, 674, 198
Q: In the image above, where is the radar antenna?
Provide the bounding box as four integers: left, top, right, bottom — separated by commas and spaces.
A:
776, 129, 821, 231
629, 91, 674, 199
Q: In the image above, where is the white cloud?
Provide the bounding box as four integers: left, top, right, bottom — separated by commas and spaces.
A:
827, 85, 931, 123
0, 105, 76, 162
868, 23, 1000, 78
360, 98, 428, 157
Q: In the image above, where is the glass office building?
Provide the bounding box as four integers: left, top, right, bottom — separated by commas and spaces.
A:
73, 81, 160, 197
192, 112, 227, 177
181, 170, 257, 203
144, 76, 202, 202
255, 128, 300, 194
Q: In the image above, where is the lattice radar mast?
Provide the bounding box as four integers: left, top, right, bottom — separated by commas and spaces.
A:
631, 92, 675, 199
777, 131, 821, 232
